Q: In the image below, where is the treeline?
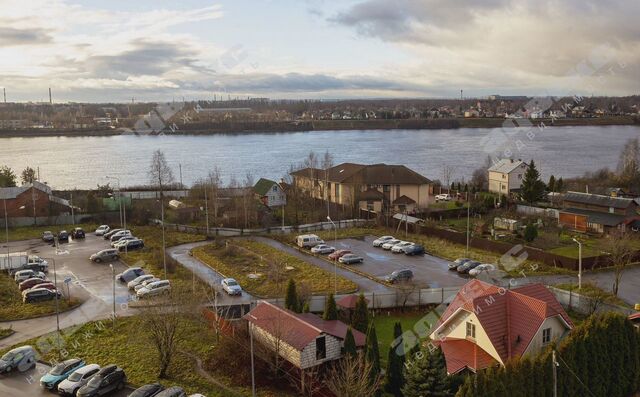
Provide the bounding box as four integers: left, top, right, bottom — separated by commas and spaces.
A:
456, 313, 640, 397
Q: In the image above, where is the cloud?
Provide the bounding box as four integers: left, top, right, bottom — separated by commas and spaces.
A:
0, 27, 52, 46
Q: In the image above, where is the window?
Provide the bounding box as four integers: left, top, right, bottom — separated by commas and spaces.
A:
383, 185, 390, 192
466, 322, 476, 339
502, 174, 506, 179
542, 328, 551, 344
518, 174, 522, 180
272, 186, 278, 192
316, 336, 326, 360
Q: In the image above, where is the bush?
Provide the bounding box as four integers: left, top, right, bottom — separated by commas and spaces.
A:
523, 224, 538, 243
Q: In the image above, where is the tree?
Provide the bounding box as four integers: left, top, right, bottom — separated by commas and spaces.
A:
548, 175, 556, 192
148, 150, 174, 195
604, 232, 635, 296
344, 327, 357, 357
520, 160, 546, 204
617, 137, 640, 185
471, 156, 492, 191
285, 278, 299, 312
556, 177, 564, 192
442, 165, 456, 191
351, 293, 369, 333
402, 345, 451, 397
0, 166, 17, 187
325, 352, 383, 397
21, 167, 36, 184
365, 324, 382, 396
523, 223, 538, 243
323, 293, 338, 320
385, 322, 406, 396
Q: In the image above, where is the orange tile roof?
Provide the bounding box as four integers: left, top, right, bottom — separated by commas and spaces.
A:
435, 338, 497, 374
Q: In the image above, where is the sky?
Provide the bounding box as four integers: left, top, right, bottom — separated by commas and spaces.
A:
0, 0, 638, 102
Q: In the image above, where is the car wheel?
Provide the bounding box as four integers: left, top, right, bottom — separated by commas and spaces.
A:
95, 258, 102, 263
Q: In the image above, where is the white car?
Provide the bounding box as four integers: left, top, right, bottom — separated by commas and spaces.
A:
94, 225, 110, 236
136, 280, 171, 298
134, 277, 160, 292
469, 264, 496, 277
381, 239, 402, 250
372, 236, 395, 247
57, 364, 101, 395
310, 244, 336, 255
111, 236, 137, 248
391, 241, 414, 253
222, 278, 242, 295
435, 194, 452, 202
14, 270, 46, 283
127, 274, 155, 290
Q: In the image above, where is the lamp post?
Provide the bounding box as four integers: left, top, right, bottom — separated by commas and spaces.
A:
158, 199, 167, 279
327, 216, 337, 294
109, 263, 116, 327
572, 238, 582, 290
106, 176, 125, 231
41, 257, 61, 351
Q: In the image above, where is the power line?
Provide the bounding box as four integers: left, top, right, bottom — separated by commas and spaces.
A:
555, 351, 597, 397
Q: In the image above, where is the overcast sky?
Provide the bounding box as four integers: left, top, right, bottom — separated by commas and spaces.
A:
0, 0, 638, 102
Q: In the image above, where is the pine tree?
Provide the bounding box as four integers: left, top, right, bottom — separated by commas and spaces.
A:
351, 293, 369, 333
284, 278, 299, 312
385, 322, 405, 397
365, 324, 381, 395
556, 177, 564, 192
520, 160, 546, 204
523, 223, 538, 242
402, 346, 451, 397
323, 293, 338, 320
344, 327, 357, 357
548, 175, 556, 192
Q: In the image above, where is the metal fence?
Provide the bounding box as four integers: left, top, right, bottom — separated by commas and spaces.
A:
516, 204, 559, 219
548, 286, 634, 316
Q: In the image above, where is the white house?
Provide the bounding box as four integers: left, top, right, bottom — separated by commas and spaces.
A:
253, 178, 286, 208
488, 158, 528, 195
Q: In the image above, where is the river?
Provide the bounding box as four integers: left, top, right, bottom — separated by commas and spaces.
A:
0, 125, 638, 190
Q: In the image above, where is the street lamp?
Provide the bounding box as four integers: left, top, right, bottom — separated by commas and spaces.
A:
572, 238, 582, 290
327, 216, 337, 294
157, 199, 167, 279
41, 257, 61, 352
109, 263, 116, 327
106, 176, 125, 230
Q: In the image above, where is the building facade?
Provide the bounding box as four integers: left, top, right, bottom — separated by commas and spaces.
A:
488, 159, 527, 195
0, 181, 72, 218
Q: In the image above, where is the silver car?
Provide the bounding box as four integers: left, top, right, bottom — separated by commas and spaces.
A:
57, 364, 101, 396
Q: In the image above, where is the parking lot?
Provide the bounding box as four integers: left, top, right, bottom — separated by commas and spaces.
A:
326, 235, 469, 288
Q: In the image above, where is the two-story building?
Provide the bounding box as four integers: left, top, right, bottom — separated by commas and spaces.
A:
253, 178, 286, 208
558, 191, 640, 234
430, 280, 573, 374
0, 181, 72, 218
290, 163, 433, 214
488, 159, 527, 195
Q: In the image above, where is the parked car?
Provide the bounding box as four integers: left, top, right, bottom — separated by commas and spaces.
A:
76, 365, 127, 397
103, 228, 122, 240
449, 258, 471, 271
457, 260, 481, 274
71, 228, 86, 239
116, 267, 145, 283
23, 288, 61, 303
339, 254, 364, 264
134, 277, 161, 292
94, 225, 110, 236
90, 249, 120, 263
156, 387, 187, 397
40, 358, 85, 390
14, 269, 45, 283
391, 241, 414, 253
128, 274, 156, 290
117, 238, 144, 252
110, 230, 133, 242
58, 230, 70, 243
0, 345, 37, 373
19, 277, 49, 291
26, 282, 56, 292
469, 263, 497, 277
385, 269, 414, 284
221, 278, 242, 295
137, 280, 171, 298
403, 244, 425, 256
128, 383, 165, 397
310, 244, 335, 254
57, 364, 101, 396
42, 231, 55, 243
328, 249, 351, 261
296, 234, 324, 248
372, 235, 395, 247
381, 239, 402, 250
435, 194, 452, 202
27, 255, 49, 272
111, 236, 137, 248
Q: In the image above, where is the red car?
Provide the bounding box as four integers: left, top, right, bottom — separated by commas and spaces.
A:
30, 282, 56, 291
19, 277, 49, 292
328, 249, 351, 261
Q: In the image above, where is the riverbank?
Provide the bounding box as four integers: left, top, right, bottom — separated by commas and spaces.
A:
0, 116, 637, 137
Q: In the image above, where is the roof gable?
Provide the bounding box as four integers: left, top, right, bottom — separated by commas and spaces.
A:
253, 178, 278, 196
488, 159, 526, 174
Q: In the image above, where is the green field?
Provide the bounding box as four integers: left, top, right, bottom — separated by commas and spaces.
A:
372, 310, 433, 367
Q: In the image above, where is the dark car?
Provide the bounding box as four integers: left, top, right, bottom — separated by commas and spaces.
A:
58, 231, 69, 243
103, 229, 122, 240
71, 228, 86, 239
403, 244, 425, 256
457, 260, 481, 274
90, 249, 120, 263
385, 269, 414, 284
128, 383, 165, 397
449, 258, 471, 271
23, 288, 61, 304
155, 386, 187, 397
19, 277, 49, 292
117, 239, 144, 252
116, 267, 145, 283
42, 231, 55, 243
76, 365, 126, 397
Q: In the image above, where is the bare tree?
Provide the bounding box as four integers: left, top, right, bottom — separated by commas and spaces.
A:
325, 352, 383, 397
395, 281, 418, 312
243, 172, 255, 228
148, 150, 175, 197
322, 150, 334, 216
441, 165, 456, 191
604, 232, 636, 296
208, 167, 222, 225
617, 137, 640, 184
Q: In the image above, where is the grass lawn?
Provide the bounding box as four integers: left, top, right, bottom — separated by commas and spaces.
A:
554, 282, 629, 308
372, 310, 433, 367
0, 272, 81, 321
192, 239, 357, 298
429, 201, 469, 210
4, 223, 99, 242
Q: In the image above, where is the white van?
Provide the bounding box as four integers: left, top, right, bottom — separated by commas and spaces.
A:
296, 234, 324, 248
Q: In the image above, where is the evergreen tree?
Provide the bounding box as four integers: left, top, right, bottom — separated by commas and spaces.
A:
523, 223, 538, 242
365, 324, 382, 396
402, 346, 451, 397
301, 300, 310, 313
0, 166, 17, 187
385, 322, 406, 396
548, 175, 556, 192
520, 160, 546, 204
284, 278, 299, 312
450, 182, 455, 191
556, 177, 564, 192
351, 293, 369, 333
323, 293, 338, 320
343, 327, 357, 357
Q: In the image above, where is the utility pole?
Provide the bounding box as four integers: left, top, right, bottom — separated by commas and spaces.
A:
179, 164, 183, 188
70, 193, 75, 225
49, 87, 52, 104
465, 201, 470, 257
552, 350, 558, 397
3, 87, 6, 103
204, 185, 209, 235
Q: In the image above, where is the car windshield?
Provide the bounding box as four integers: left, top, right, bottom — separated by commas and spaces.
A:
227, 280, 238, 286
50, 362, 67, 375
1, 352, 15, 361
87, 375, 103, 386
67, 371, 83, 382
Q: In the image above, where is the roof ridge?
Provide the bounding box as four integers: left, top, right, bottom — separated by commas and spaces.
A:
260, 301, 323, 333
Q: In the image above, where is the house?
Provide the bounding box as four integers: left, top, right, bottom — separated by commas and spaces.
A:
253, 178, 286, 208
244, 301, 365, 370
0, 181, 72, 218
429, 280, 573, 375
558, 191, 640, 234
488, 159, 528, 195
290, 163, 433, 214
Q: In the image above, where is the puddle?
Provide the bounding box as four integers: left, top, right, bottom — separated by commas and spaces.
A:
365, 252, 389, 261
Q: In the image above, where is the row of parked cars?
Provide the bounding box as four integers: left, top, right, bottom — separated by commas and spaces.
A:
448, 258, 497, 276
297, 234, 366, 264
0, 347, 205, 396
13, 268, 62, 303
372, 236, 425, 255
42, 228, 85, 243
